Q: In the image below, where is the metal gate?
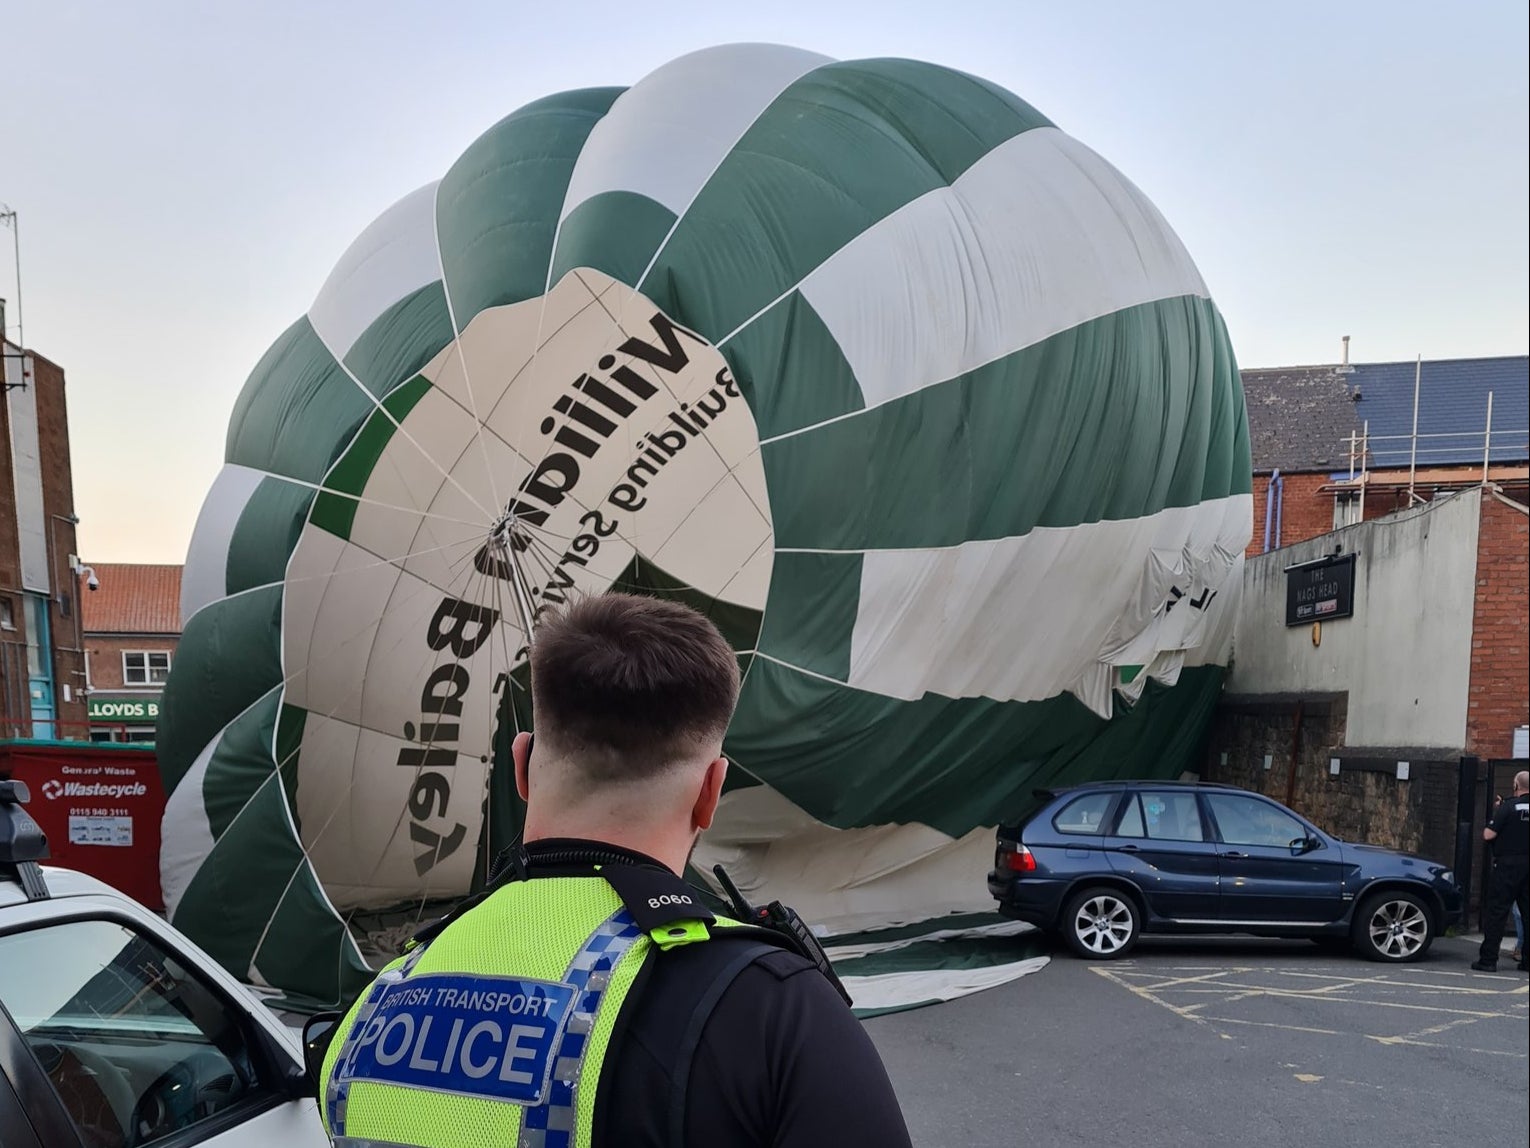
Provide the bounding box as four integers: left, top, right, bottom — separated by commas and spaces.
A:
1457, 756, 1530, 928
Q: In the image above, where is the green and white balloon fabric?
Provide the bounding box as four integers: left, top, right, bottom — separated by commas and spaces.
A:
159, 44, 1251, 1012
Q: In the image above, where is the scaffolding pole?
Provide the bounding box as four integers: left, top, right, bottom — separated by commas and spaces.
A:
1407, 355, 1421, 503
0, 206, 20, 352
1482, 391, 1494, 484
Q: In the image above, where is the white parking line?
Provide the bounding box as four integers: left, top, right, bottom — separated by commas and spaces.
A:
1089, 962, 1529, 1057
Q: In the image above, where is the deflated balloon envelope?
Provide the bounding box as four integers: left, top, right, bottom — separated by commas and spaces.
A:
158, 43, 1251, 1007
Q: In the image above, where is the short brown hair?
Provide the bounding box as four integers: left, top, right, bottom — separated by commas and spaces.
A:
530, 593, 741, 782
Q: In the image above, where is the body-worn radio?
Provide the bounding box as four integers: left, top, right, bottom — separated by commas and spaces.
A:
712, 865, 854, 1007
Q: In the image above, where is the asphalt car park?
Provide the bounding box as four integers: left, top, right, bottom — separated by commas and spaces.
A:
864, 933, 1528, 1148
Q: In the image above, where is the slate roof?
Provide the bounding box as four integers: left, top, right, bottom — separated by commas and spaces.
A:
1240, 366, 1363, 473
1242, 354, 1529, 473
1347, 356, 1528, 469
80, 564, 182, 635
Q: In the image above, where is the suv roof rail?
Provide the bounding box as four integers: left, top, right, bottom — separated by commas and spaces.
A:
1, 779, 51, 901
1040, 779, 1250, 793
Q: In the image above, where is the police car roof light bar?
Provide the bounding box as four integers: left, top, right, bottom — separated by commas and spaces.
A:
0, 779, 52, 901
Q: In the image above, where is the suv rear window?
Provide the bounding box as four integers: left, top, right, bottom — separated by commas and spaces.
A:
1052, 792, 1115, 835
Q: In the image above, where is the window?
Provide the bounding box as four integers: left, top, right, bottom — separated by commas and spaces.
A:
0, 919, 269, 1147
1116, 791, 1205, 842
1053, 792, 1116, 835
123, 651, 171, 686
0, 597, 13, 630
1206, 793, 1308, 849
25, 596, 49, 678
1333, 492, 1363, 529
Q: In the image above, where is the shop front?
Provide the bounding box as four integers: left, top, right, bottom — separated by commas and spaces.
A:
86, 695, 160, 743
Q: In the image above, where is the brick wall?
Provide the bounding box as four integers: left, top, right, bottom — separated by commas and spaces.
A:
0, 348, 85, 736
1467, 489, 1530, 758
86, 634, 179, 692
1204, 699, 1460, 865
0, 341, 20, 726
0, 366, 17, 592
1247, 471, 1336, 556
32, 352, 87, 734
1363, 486, 1417, 521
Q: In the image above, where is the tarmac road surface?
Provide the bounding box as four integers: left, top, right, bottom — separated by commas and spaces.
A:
864, 934, 1528, 1148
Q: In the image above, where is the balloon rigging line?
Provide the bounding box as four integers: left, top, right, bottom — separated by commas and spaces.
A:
207, 463, 497, 534
712, 531, 774, 605
227, 480, 772, 978
603, 286, 772, 530
399, 554, 503, 935
182, 530, 491, 636
218, 221, 812, 971
627, 55, 835, 298
473, 268, 646, 561
430, 183, 507, 517
306, 315, 501, 523
319, 546, 506, 942
197, 527, 505, 973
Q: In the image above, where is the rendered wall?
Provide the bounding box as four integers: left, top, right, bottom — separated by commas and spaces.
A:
1227, 488, 1481, 751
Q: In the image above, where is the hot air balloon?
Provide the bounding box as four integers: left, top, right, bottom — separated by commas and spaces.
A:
159, 44, 1251, 1012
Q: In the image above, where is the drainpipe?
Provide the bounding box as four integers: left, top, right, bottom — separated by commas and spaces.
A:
1263, 469, 1282, 553
1275, 473, 1284, 547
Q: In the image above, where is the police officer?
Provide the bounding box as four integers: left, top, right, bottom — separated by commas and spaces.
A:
318, 593, 913, 1146
1472, 770, 1529, 973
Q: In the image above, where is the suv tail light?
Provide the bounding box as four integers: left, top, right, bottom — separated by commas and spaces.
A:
996, 841, 1037, 873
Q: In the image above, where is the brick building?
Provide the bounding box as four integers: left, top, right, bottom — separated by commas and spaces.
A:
1205, 351, 1528, 887
80, 564, 182, 743
1468, 493, 1529, 760
2, 302, 87, 738
1243, 352, 1528, 557
1236, 350, 1528, 761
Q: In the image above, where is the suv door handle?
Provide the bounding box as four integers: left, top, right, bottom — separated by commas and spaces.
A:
1223, 851, 1249, 859
1118, 845, 1140, 853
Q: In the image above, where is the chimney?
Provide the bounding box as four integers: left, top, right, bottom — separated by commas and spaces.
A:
1338, 334, 1355, 375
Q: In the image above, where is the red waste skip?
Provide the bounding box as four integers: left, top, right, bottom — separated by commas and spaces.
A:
0, 739, 166, 910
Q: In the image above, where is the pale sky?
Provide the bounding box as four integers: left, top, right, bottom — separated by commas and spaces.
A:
4, 0, 1526, 564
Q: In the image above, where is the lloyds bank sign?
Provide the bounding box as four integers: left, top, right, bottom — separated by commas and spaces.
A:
88, 698, 161, 722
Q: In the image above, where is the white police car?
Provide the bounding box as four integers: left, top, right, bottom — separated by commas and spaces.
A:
1, 779, 329, 1148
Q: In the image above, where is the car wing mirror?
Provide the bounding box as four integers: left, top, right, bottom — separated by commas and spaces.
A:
1290, 836, 1320, 855
302, 1011, 344, 1095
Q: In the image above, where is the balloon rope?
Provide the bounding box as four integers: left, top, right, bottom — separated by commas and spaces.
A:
308, 307, 501, 523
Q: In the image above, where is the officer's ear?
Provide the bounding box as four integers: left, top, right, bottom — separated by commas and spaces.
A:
692, 756, 728, 831
513, 731, 534, 801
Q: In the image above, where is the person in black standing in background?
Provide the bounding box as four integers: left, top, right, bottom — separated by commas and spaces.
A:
1472, 770, 1529, 972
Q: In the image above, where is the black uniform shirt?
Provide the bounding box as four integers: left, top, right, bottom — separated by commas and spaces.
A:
1489, 795, 1530, 858
512, 840, 912, 1147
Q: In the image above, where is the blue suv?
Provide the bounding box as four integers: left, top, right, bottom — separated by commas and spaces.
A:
987, 781, 1462, 962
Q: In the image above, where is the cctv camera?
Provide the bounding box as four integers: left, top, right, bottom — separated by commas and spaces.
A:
86, 574, 99, 591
